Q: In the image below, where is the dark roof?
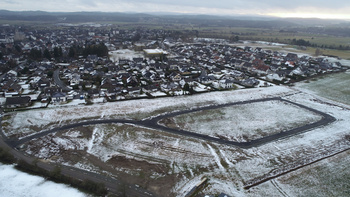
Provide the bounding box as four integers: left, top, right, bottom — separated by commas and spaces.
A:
88, 88, 100, 95
285, 53, 299, 61
52, 92, 66, 98
133, 57, 144, 63
44, 87, 62, 94
6, 96, 31, 105
218, 193, 231, 197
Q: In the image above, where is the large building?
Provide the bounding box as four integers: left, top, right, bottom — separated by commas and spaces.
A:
143, 49, 168, 60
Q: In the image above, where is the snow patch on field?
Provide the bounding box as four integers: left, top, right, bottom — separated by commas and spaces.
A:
87, 127, 104, 154
10, 83, 350, 197
205, 178, 245, 197
6, 86, 292, 138
0, 163, 86, 197
219, 149, 235, 167
171, 100, 322, 142
173, 176, 205, 197
207, 144, 225, 171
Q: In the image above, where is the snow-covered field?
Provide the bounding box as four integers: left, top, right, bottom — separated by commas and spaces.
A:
3, 86, 292, 138
26, 123, 212, 168
168, 100, 322, 142
274, 150, 350, 197
7, 81, 350, 196
0, 163, 87, 197
295, 72, 350, 105
108, 49, 143, 62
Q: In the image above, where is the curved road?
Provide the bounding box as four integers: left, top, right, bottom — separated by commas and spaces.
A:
53, 69, 71, 92
1, 97, 336, 196
0, 119, 155, 197
142, 97, 336, 148
10, 97, 336, 149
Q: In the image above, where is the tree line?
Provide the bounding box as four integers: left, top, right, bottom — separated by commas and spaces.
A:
290, 38, 350, 50
28, 42, 108, 61
68, 42, 108, 58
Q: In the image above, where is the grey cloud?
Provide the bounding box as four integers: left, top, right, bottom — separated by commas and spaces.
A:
93, 0, 348, 10
2, 0, 350, 18
1, 0, 19, 4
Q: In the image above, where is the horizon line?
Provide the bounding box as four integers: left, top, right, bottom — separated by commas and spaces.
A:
1, 9, 350, 21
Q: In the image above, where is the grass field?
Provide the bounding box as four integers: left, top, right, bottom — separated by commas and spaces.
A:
276, 150, 350, 197
8, 85, 350, 196
296, 72, 350, 105
2, 17, 350, 58
163, 100, 322, 142
195, 27, 350, 59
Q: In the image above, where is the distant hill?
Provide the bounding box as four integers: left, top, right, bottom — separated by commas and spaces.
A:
281, 17, 350, 26
0, 10, 348, 28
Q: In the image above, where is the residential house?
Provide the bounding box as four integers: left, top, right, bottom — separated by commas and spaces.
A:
266, 73, 284, 82
240, 78, 259, 87
219, 79, 234, 89
238, 62, 253, 72
285, 53, 299, 62
128, 87, 141, 95
51, 92, 67, 103
161, 82, 180, 92
199, 75, 215, 85
229, 70, 245, 80
1, 80, 23, 97
87, 89, 101, 99
105, 87, 122, 96
100, 78, 118, 90
218, 193, 231, 197
179, 78, 194, 87
5, 96, 31, 108
70, 73, 81, 86
169, 72, 182, 82
87, 55, 98, 62
126, 76, 139, 87
36, 78, 51, 91
143, 85, 159, 93
44, 87, 62, 97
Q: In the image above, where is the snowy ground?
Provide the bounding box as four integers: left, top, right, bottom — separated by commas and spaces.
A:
193, 81, 211, 92
25, 123, 212, 169
3, 86, 292, 138
0, 163, 87, 197
6, 81, 350, 196
167, 100, 322, 142
108, 49, 143, 62
294, 72, 350, 105
273, 150, 350, 197
323, 56, 350, 67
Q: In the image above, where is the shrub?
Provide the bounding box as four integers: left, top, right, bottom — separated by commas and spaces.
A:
0, 147, 16, 164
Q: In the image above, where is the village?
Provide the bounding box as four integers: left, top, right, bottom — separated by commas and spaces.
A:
0, 24, 347, 110
1, 22, 350, 197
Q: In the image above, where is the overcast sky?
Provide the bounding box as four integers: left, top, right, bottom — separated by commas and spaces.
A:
2, 0, 350, 19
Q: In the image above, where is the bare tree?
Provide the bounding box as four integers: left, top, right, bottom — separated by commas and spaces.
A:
315, 48, 322, 56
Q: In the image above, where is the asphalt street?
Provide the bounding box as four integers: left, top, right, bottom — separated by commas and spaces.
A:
0, 117, 154, 197
53, 69, 72, 92
12, 97, 336, 149
0, 96, 336, 196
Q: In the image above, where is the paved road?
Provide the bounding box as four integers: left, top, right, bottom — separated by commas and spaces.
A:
12, 97, 336, 149
53, 69, 71, 92
141, 97, 336, 148
0, 118, 155, 197
1, 96, 336, 196
9, 119, 137, 147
